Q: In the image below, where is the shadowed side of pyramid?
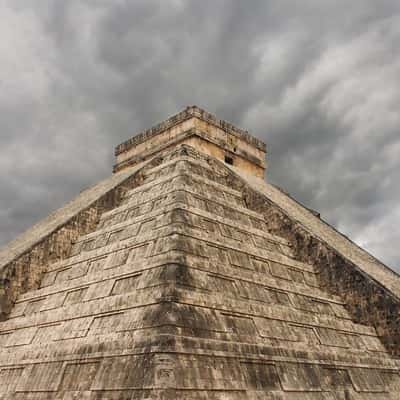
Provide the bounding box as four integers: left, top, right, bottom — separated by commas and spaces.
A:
0, 107, 399, 399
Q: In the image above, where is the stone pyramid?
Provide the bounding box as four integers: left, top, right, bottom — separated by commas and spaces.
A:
0, 106, 399, 399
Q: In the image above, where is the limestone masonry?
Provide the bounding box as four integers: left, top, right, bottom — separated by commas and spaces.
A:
0, 106, 400, 399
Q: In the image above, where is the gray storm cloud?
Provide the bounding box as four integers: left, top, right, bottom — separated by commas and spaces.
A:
1, 0, 399, 270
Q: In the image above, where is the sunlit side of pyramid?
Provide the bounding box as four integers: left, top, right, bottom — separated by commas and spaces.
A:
0, 106, 399, 399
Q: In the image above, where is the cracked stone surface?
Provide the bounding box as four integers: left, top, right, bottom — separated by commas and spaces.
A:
0, 109, 399, 399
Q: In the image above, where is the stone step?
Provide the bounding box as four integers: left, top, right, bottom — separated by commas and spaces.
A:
0, 329, 395, 372
126, 169, 243, 200
14, 255, 342, 316
76, 203, 291, 256
101, 170, 246, 223
0, 285, 378, 347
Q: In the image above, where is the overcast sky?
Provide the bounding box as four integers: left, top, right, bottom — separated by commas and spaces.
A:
1, 1, 399, 271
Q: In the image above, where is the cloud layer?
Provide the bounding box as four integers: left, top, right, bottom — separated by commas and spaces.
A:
1, 1, 399, 270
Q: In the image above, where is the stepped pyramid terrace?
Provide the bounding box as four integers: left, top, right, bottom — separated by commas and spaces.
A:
0, 105, 400, 399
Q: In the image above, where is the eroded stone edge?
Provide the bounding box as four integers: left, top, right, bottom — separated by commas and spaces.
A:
0, 160, 152, 319
225, 163, 400, 356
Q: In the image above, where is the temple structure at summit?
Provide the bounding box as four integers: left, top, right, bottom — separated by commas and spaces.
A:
0, 106, 399, 398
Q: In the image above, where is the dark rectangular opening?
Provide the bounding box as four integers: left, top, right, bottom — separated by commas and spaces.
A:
224, 155, 234, 165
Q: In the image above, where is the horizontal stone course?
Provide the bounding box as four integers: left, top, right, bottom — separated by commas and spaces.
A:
115, 106, 267, 156
0, 139, 399, 398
